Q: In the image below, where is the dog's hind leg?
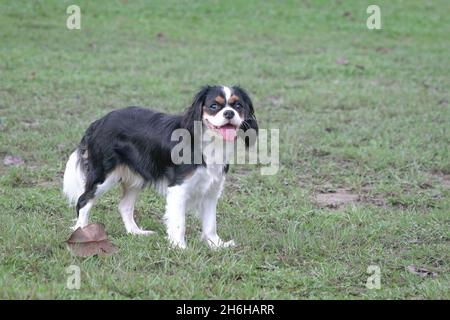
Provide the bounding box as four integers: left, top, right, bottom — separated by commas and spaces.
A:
72, 172, 118, 230
119, 185, 154, 235
73, 199, 94, 230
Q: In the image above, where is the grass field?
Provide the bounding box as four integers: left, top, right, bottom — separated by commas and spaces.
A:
0, 0, 449, 299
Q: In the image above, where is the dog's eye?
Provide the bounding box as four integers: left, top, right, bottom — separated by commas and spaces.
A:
234, 103, 242, 110
209, 104, 218, 110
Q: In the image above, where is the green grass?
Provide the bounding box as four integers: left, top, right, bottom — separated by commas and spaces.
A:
1, 0, 449, 299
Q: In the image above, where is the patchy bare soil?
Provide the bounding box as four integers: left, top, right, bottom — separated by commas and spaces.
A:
431, 171, 450, 189
315, 188, 359, 208
441, 175, 450, 189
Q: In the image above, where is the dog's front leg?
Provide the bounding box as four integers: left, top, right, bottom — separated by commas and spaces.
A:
200, 196, 235, 249
164, 186, 187, 249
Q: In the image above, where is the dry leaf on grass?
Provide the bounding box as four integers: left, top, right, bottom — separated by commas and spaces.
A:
3, 155, 24, 166
406, 265, 437, 278
336, 58, 349, 65
342, 11, 352, 17
67, 223, 117, 257
438, 98, 448, 106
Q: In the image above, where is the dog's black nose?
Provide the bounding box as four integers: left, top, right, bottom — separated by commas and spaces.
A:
223, 110, 235, 119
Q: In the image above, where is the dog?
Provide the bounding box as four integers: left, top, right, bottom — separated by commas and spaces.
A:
63, 85, 258, 249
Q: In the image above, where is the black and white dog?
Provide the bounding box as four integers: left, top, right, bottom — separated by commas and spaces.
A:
63, 85, 258, 249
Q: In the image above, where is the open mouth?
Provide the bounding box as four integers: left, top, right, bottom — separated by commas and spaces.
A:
205, 120, 238, 141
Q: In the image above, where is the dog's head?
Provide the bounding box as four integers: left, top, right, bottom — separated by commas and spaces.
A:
182, 85, 258, 145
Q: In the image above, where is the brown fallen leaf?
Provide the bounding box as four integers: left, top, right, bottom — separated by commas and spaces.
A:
28, 71, 36, 81
67, 223, 117, 257
3, 155, 24, 166
376, 47, 393, 54
406, 265, 437, 278
336, 58, 349, 65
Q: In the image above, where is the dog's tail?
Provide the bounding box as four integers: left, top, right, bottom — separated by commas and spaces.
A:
63, 119, 102, 207
63, 121, 97, 206
63, 148, 86, 206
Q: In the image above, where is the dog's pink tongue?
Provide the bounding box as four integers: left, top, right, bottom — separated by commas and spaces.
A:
219, 124, 237, 141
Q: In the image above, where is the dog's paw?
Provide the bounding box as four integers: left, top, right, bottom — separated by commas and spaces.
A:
168, 237, 187, 249
70, 224, 85, 231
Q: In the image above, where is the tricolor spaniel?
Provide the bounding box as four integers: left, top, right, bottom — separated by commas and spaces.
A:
63, 85, 258, 249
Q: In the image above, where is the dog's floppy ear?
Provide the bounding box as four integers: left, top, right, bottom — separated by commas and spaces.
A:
233, 86, 258, 147
181, 85, 211, 132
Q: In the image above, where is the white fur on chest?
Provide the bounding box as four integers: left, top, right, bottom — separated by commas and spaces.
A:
162, 163, 230, 248
182, 164, 225, 211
